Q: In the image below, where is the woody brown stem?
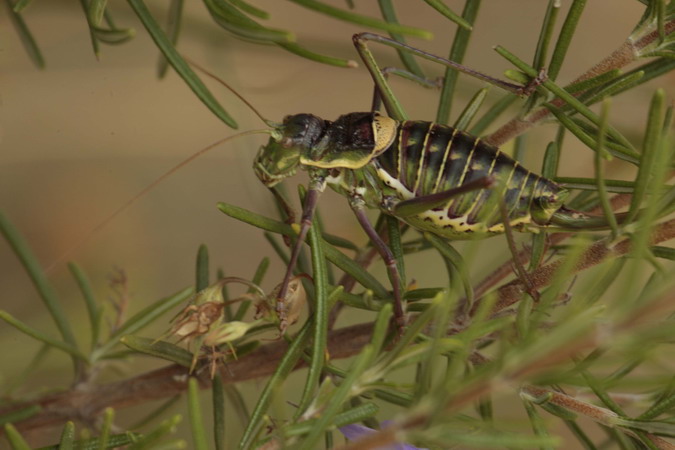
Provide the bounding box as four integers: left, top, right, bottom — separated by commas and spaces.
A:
0, 323, 374, 433
470, 217, 675, 317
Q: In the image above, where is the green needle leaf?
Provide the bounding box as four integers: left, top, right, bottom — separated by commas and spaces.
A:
594, 99, 620, 239
94, 286, 193, 358
12, 0, 33, 12
58, 421, 75, 450
425, 234, 473, 303
294, 202, 329, 417
436, 1, 481, 123
120, 336, 193, 367
233, 257, 269, 321
277, 42, 357, 67
128, 415, 181, 449
0, 406, 41, 427
496, 45, 640, 163
548, 0, 587, 80
0, 213, 80, 366
4, 424, 31, 450
188, 377, 209, 450
298, 345, 376, 450
453, 87, 489, 130
238, 288, 341, 449
229, 0, 270, 19
0, 312, 87, 361
284, 403, 379, 437
98, 408, 114, 450
68, 263, 102, 351
5, 0, 45, 69
422, 0, 472, 30
212, 374, 226, 450
218, 202, 389, 298
90, 24, 135, 45
238, 321, 313, 449
288, 0, 432, 38
196, 244, 210, 291
126, 0, 238, 128
629, 88, 666, 222
157, 0, 183, 78
554, 177, 636, 192
205, 0, 294, 43
88, 0, 108, 26
377, 0, 426, 77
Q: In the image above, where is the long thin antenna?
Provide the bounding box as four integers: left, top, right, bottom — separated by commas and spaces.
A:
183, 56, 275, 128
45, 129, 270, 274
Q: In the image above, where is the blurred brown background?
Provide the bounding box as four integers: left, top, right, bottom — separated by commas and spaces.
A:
0, 0, 666, 446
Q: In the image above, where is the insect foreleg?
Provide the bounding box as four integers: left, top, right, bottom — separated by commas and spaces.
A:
349, 195, 406, 331
275, 176, 326, 332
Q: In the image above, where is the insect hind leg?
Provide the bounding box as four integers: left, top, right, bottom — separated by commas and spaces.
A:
392, 176, 495, 218
370, 67, 443, 113
353, 32, 537, 121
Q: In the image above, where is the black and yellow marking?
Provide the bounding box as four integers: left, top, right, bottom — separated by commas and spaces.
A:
372, 119, 565, 238
256, 113, 567, 240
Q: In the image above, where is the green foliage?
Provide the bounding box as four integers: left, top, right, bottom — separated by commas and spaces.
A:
2, 1, 675, 449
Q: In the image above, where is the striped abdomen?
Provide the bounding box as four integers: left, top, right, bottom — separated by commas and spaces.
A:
374, 120, 567, 239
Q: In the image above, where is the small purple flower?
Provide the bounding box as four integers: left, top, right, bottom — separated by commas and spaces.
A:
339, 421, 427, 450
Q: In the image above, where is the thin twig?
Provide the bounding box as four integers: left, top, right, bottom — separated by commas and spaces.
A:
471, 217, 675, 317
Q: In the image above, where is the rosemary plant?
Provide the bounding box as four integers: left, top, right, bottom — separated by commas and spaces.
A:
1, 1, 674, 448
